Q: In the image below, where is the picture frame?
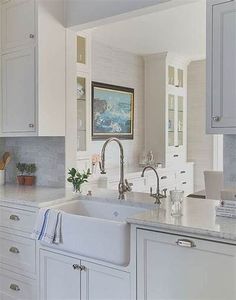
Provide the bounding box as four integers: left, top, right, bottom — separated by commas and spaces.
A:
91, 81, 134, 140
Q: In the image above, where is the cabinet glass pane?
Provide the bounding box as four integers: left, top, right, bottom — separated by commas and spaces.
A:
77, 36, 86, 64
168, 95, 175, 146
168, 66, 175, 86
77, 76, 86, 151
177, 69, 184, 88
178, 96, 184, 146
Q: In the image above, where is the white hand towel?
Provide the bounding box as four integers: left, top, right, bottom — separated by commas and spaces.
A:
32, 208, 62, 244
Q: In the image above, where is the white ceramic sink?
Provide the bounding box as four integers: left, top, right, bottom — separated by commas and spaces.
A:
53, 199, 148, 266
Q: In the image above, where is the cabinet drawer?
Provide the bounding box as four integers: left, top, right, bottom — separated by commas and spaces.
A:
0, 268, 36, 300
166, 151, 185, 165
0, 206, 36, 233
0, 231, 35, 274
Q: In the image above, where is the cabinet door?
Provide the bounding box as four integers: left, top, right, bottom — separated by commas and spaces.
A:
207, 0, 236, 133
137, 229, 236, 300
1, 0, 35, 51
39, 250, 81, 300
81, 261, 131, 300
2, 48, 36, 134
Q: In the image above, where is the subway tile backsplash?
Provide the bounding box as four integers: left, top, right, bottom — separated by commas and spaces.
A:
0, 137, 65, 187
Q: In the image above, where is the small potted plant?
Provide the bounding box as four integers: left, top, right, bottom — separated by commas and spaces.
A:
67, 168, 91, 193
16, 163, 26, 185
24, 163, 36, 186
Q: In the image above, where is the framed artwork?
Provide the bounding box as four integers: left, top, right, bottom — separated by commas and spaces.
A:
92, 82, 134, 140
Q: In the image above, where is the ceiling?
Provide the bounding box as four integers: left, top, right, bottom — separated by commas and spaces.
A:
91, 0, 206, 60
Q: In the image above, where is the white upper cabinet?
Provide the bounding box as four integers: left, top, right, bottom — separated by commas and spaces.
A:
1, 0, 35, 51
0, 0, 66, 137
2, 48, 36, 134
144, 53, 188, 167
207, 0, 236, 133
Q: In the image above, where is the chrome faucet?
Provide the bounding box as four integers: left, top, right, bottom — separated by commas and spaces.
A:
141, 166, 167, 204
99, 138, 133, 200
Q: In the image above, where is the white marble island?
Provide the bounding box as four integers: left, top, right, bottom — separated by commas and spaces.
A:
128, 196, 236, 243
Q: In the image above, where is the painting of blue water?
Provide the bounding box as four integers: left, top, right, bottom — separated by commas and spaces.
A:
92, 83, 134, 139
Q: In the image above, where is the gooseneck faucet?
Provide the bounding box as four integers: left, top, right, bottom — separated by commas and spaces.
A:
141, 166, 167, 204
99, 138, 132, 200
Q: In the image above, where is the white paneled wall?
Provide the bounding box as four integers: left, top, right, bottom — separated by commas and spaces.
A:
187, 60, 213, 192
91, 39, 145, 169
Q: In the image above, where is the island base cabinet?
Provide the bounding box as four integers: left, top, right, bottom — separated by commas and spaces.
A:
137, 230, 236, 300
81, 261, 131, 300
39, 249, 131, 300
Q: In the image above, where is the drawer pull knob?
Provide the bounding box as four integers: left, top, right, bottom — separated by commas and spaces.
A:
161, 176, 167, 180
9, 215, 20, 221
182, 182, 187, 185
180, 171, 186, 174
73, 264, 86, 271
10, 283, 20, 292
29, 33, 35, 39
73, 264, 80, 270
173, 155, 179, 158
29, 123, 34, 128
212, 116, 221, 122
176, 239, 196, 248
9, 247, 20, 254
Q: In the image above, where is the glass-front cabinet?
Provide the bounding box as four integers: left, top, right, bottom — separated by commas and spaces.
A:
167, 94, 185, 149
76, 32, 91, 170
77, 75, 88, 152
177, 96, 184, 146
168, 65, 184, 88
168, 94, 175, 147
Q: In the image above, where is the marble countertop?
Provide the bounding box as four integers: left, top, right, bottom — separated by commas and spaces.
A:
1, 185, 236, 243
128, 197, 236, 242
0, 184, 75, 208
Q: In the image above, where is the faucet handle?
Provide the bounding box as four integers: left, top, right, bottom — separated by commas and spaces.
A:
162, 188, 168, 198
150, 187, 153, 196
125, 179, 133, 192
99, 162, 106, 174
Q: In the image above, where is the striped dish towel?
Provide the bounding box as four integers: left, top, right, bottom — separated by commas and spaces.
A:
32, 208, 62, 244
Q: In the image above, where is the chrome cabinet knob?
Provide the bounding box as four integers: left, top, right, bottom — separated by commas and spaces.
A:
72, 264, 86, 271
212, 116, 221, 122
9, 246, 20, 254
29, 34, 35, 39
29, 124, 34, 128
10, 283, 20, 292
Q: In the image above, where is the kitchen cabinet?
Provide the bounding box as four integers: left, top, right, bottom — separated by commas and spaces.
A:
144, 52, 188, 167
137, 229, 236, 300
0, 204, 37, 300
39, 249, 131, 300
81, 260, 131, 300
1, 0, 35, 52
39, 250, 81, 300
104, 163, 194, 196
0, 0, 66, 136
2, 48, 36, 134
206, 0, 236, 133
76, 31, 92, 170
0, 268, 36, 300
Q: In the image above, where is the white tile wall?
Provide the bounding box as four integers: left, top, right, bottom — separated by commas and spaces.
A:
90, 38, 145, 169
187, 60, 213, 192
0, 137, 65, 187
224, 135, 236, 188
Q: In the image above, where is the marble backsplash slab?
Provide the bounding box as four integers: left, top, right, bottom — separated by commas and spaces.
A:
0, 137, 65, 187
